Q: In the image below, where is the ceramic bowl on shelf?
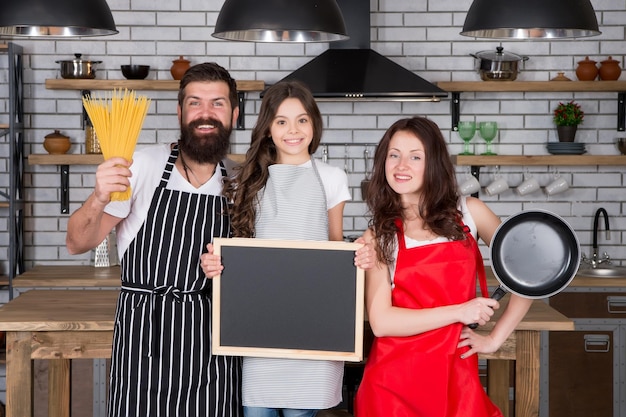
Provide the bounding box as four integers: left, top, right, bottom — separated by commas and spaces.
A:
546, 142, 586, 155
43, 130, 71, 154
121, 65, 150, 80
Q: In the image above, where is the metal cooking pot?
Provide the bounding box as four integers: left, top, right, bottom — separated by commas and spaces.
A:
470, 46, 529, 81
470, 210, 580, 328
56, 54, 102, 79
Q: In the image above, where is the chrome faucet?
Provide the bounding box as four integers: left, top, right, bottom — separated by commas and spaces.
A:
582, 208, 611, 268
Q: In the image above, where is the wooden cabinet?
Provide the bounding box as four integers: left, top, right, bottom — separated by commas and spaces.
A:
547, 292, 626, 417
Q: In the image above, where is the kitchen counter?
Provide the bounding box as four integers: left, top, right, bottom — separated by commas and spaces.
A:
0, 290, 117, 417
484, 267, 626, 289
14, 264, 121, 287
15, 264, 626, 289
0, 289, 572, 417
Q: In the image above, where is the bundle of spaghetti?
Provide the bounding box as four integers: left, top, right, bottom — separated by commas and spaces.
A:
82, 88, 151, 201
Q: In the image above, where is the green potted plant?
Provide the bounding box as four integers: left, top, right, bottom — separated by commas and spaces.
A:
553, 100, 584, 142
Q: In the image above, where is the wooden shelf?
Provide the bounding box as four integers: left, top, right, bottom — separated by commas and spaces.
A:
452, 155, 626, 166
0, 202, 9, 208
45, 78, 265, 132
437, 81, 626, 131
29, 153, 105, 165
29, 153, 246, 165
45, 78, 265, 92
28, 153, 246, 214
37, 154, 626, 167
436, 81, 626, 92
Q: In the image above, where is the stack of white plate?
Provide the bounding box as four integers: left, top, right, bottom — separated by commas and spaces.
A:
546, 142, 586, 155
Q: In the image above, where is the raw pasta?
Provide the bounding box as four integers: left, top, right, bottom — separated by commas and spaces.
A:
82, 89, 151, 201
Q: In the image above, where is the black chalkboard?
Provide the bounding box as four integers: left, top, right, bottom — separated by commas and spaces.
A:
212, 238, 364, 362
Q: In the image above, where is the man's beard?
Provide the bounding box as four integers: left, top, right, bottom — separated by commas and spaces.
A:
178, 117, 232, 164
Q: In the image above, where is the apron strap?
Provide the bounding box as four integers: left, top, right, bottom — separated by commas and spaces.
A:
121, 282, 208, 357
159, 145, 179, 187
394, 218, 407, 250
463, 225, 489, 298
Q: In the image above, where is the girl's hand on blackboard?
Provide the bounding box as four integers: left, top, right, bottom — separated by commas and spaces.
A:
201, 243, 224, 278
354, 236, 375, 270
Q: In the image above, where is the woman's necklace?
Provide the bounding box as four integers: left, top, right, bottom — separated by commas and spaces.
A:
179, 150, 207, 186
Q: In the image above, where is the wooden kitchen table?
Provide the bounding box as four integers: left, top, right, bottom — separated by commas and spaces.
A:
13, 265, 121, 288
478, 296, 574, 417
0, 290, 117, 417
0, 290, 573, 417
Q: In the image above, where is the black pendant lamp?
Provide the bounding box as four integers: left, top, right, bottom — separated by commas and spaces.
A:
461, 0, 601, 39
0, 0, 118, 37
212, 0, 348, 42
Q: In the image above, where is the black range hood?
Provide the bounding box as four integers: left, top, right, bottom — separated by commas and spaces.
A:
273, 0, 447, 101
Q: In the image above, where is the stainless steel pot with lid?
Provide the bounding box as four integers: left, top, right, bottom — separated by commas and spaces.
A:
470, 46, 529, 81
56, 53, 103, 79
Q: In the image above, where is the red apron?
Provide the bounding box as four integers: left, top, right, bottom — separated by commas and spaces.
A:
355, 220, 502, 417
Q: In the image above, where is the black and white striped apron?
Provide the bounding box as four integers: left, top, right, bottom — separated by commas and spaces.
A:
108, 145, 242, 417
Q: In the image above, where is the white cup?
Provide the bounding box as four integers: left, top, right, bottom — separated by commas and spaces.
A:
459, 176, 481, 195
545, 176, 569, 195
516, 176, 540, 196
485, 177, 509, 196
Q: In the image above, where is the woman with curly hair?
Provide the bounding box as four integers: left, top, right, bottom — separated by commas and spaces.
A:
355, 116, 532, 417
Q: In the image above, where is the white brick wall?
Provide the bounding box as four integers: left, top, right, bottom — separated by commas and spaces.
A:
0, 1, 625, 273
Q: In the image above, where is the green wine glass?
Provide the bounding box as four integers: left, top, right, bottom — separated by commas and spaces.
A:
479, 121, 498, 155
457, 121, 476, 155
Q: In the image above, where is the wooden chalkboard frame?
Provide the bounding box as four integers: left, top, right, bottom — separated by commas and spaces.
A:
212, 237, 365, 362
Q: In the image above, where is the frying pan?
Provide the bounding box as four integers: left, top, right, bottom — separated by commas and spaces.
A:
469, 209, 580, 329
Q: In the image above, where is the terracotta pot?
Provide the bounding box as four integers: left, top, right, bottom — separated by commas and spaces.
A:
575, 57, 598, 81
43, 130, 71, 154
557, 125, 578, 143
170, 56, 191, 80
598, 56, 622, 81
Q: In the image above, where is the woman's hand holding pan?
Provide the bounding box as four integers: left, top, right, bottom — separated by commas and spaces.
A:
459, 297, 499, 328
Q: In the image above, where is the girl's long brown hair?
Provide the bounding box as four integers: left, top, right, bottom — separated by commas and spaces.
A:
225, 81, 323, 237
367, 116, 466, 264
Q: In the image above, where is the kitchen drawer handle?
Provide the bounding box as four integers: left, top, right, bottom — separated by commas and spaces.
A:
607, 296, 626, 314
584, 334, 610, 353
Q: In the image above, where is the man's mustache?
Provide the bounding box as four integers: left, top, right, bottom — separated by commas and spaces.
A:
189, 118, 224, 130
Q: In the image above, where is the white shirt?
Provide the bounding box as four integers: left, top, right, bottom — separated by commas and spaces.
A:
104, 143, 237, 257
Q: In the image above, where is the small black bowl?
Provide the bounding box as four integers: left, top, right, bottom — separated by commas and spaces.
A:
121, 65, 150, 80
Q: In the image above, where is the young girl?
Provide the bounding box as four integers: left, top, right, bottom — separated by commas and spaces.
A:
221, 80, 359, 417
354, 117, 533, 417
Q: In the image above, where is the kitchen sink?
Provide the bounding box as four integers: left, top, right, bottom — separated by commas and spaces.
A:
577, 266, 626, 278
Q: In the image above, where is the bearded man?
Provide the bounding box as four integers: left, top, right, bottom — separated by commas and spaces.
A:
66, 62, 242, 417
